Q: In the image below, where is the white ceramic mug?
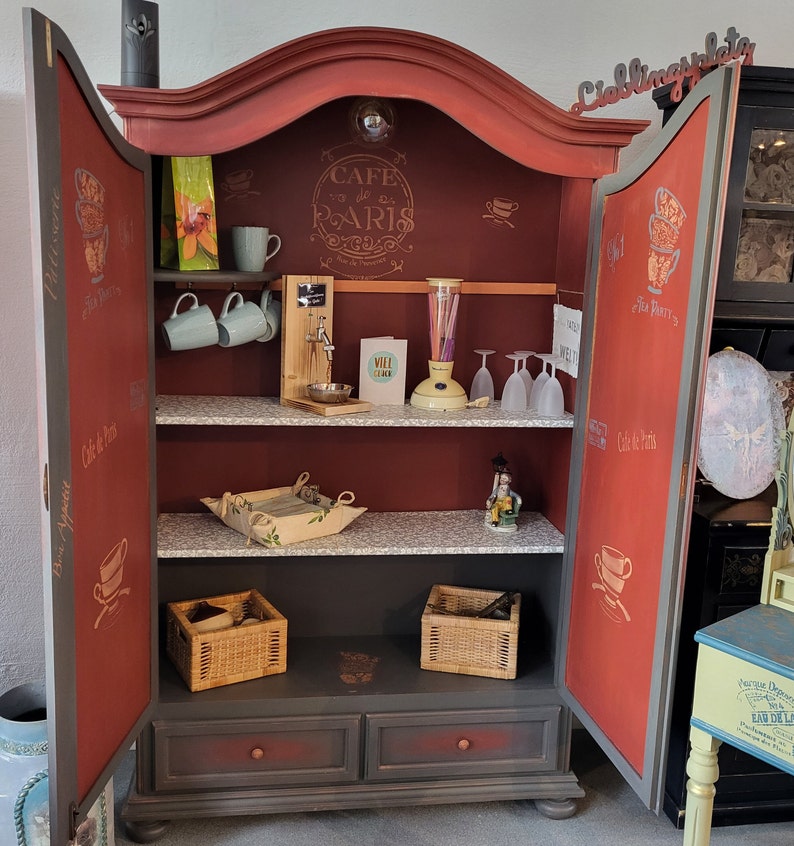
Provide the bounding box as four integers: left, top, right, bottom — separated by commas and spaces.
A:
161, 292, 219, 351
256, 289, 282, 343
231, 226, 282, 272
217, 291, 268, 347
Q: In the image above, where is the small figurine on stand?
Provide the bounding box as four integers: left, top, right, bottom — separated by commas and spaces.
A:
485, 452, 522, 532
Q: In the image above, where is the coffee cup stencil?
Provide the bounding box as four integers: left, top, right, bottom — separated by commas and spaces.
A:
93, 537, 130, 628
483, 196, 519, 228
593, 544, 632, 622
647, 186, 687, 295
222, 169, 254, 195
74, 168, 109, 282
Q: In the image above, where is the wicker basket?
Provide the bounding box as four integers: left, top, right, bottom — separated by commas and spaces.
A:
420, 584, 520, 680
166, 589, 287, 692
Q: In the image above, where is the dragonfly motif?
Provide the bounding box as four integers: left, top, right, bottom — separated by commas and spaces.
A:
724, 420, 770, 466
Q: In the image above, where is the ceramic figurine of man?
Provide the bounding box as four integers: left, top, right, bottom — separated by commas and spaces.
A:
486, 453, 522, 532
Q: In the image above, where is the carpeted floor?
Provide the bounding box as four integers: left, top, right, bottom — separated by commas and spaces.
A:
112, 730, 794, 845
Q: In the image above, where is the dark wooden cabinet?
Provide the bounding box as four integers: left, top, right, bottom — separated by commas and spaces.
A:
716, 67, 794, 313
654, 66, 794, 828
27, 11, 741, 841
93, 26, 651, 841
657, 67, 794, 320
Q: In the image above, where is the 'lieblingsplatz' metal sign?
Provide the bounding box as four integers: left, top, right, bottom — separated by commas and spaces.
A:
570, 26, 755, 114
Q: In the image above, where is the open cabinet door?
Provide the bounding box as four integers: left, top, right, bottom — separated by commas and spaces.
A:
560, 65, 740, 811
23, 9, 156, 842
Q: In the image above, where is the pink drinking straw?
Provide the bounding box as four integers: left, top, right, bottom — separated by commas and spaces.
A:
441, 293, 459, 361
426, 278, 462, 361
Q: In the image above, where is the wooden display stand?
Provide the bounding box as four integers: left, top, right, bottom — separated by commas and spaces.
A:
279, 274, 372, 416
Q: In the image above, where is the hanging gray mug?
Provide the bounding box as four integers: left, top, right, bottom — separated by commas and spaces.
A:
256, 289, 282, 343
161, 292, 218, 351
216, 291, 268, 347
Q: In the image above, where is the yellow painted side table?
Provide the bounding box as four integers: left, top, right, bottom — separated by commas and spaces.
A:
683, 424, 794, 846
684, 605, 794, 846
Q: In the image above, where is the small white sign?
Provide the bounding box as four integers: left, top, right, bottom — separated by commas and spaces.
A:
552, 304, 581, 378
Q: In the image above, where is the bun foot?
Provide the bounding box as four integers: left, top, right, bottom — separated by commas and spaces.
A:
123, 820, 171, 843
534, 797, 578, 819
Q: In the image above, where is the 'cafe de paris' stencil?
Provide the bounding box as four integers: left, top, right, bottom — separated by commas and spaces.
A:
311, 148, 415, 280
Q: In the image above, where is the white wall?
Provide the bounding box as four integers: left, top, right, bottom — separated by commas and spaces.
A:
0, 0, 790, 693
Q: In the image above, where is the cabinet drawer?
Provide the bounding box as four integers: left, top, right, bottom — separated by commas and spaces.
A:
365, 707, 560, 781
153, 715, 360, 791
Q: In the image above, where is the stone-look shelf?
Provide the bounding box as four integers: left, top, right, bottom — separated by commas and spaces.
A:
157, 510, 565, 558
155, 395, 575, 428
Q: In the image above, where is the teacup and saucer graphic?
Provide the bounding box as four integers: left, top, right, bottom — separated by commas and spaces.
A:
647, 186, 687, 295
483, 196, 519, 228
592, 543, 632, 622
220, 168, 260, 201
93, 537, 131, 629
74, 167, 109, 283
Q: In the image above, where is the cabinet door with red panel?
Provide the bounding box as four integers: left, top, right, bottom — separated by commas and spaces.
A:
561, 65, 739, 812
24, 10, 157, 843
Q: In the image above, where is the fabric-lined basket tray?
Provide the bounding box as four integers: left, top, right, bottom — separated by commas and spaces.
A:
166, 589, 287, 691
200, 471, 367, 548
420, 584, 521, 680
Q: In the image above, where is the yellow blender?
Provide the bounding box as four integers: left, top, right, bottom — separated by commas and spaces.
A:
410, 278, 468, 410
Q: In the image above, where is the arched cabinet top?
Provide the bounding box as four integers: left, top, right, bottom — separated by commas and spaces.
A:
99, 27, 648, 178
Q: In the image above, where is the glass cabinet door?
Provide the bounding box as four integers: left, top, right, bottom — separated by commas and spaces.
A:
718, 104, 794, 303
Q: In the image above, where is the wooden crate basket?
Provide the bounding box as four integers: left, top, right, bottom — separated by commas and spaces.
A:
166, 589, 287, 692
420, 584, 520, 680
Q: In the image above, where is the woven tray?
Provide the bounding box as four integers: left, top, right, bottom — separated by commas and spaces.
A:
201, 471, 366, 548
166, 589, 287, 691
420, 584, 520, 680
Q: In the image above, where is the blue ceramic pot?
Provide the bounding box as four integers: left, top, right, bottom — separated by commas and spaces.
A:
0, 682, 49, 845
0, 682, 112, 845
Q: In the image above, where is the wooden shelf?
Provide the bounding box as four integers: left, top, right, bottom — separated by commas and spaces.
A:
155, 395, 574, 428
154, 268, 279, 291
157, 509, 565, 558
153, 270, 557, 296
325, 280, 557, 296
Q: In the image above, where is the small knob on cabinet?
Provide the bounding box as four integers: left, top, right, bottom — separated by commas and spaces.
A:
457, 738, 470, 751
250, 747, 265, 760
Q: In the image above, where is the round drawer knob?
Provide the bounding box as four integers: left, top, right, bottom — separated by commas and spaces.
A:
250, 747, 265, 760
457, 738, 471, 751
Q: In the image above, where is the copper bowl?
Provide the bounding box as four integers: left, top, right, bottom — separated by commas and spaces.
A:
307, 382, 353, 403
